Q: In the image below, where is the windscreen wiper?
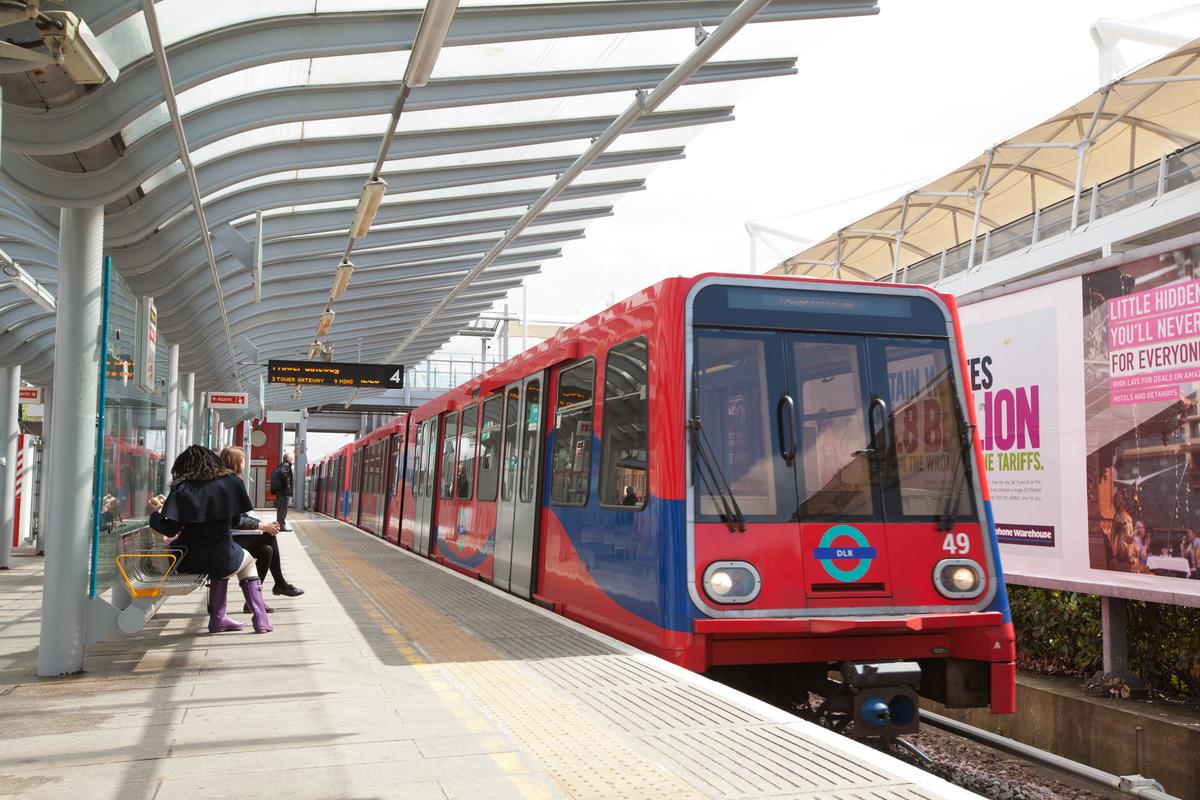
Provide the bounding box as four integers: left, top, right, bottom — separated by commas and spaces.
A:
690, 369, 746, 533
936, 417, 977, 533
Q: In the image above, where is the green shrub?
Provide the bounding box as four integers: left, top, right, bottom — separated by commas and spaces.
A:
1009, 585, 1200, 698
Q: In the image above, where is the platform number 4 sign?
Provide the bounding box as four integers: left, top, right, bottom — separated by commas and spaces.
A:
942, 532, 970, 555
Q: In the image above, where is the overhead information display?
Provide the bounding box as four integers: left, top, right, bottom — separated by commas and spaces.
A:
267, 360, 404, 389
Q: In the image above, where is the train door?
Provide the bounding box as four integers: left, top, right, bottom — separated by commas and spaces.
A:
370, 442, 385, 535
313, 464, 323, 513
412, 418, 439, 556
250, 463, 267, 507
492, 372, 546, 597
351, 448, 365, 526
382, 433, 402, 539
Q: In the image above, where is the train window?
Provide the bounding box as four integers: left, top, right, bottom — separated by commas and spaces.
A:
457, 404, 478, 499
551, 361, 594, 506
882, 342, 973, 518
424, 419, 438, 498
439, 413, 459, 499
389, 434, 402, 497
600, 338, 648, 509
501, 385, 521, 502
372, 442, 382, 495
477, 396, 502, 502
792, 339, 874, 517
519, 380, 541, 503
693, 334, 783, 518
412, 425, 425, 498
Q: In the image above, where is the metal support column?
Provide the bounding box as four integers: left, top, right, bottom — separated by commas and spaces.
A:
164, 344, 179, 491
1102, 595, 1129, 673
182, 372, 195, 446
521, 285, 528, 352
1069, 142, 1089, 232
501, 303, 510, 361
295, 409, 308, 512
0, 365, 19, 569
965, 150, 994, 272
35, 386, 51, 555
39, 205, 104, 676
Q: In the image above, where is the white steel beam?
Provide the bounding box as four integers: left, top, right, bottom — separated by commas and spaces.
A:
141, 0, 240, 385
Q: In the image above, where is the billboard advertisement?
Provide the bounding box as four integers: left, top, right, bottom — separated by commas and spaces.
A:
960, 239, 1200, 603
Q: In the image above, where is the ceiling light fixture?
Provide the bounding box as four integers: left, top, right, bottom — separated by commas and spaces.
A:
0, 248, 56, 312
350, 179, 387, 238
330, 258, 354, 300
316, 308, 335, 337
39, 11, 119, 85
404, 0, 460, 88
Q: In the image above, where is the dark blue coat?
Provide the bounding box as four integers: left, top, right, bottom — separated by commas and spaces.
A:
149, 474, 253, 578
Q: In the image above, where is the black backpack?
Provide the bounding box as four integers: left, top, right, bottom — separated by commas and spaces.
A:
270, 466, 284, 493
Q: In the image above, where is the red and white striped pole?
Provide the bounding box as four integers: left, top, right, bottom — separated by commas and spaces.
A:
12, 433, 23, 549
0, 366, 18, 569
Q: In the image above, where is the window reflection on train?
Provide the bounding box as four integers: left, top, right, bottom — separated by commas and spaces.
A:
99, 434, 163, 533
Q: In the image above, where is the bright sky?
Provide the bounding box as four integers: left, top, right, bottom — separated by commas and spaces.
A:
501, 0, 1200, 323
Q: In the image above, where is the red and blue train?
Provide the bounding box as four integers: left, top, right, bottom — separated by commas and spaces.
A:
314, 274, 1016, 730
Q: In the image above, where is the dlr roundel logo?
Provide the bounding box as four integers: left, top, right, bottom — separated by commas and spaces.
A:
813, 525, 877, 583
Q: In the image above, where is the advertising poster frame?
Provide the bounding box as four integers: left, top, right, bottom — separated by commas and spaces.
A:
958, 234, 1200, 607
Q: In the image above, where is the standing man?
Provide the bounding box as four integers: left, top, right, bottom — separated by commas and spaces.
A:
271, 451, 295, 532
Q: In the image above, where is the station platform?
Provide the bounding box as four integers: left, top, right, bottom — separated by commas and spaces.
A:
1, 514, 974, 800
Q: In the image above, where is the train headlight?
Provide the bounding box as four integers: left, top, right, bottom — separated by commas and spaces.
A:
933, 559, 985, 599
702, 561, 761, 604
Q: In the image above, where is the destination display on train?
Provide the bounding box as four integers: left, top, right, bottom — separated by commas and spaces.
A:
267, 360, 404, 389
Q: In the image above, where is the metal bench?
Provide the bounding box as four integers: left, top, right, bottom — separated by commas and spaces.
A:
112, 527, 206, 633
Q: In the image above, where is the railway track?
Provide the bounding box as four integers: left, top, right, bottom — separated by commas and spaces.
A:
717, 671, 1180, 800
899, 711, 1180, 800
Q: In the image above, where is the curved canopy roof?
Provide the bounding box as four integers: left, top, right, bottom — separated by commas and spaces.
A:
774, 35, 1200, 283
0, 0, 877, 416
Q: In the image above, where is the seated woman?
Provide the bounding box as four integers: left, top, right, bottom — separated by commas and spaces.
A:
219, 446, 304, 608
149, 445, 272, 633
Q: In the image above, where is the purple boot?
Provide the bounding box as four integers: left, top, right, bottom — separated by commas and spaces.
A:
239, 577, 273, 633
207, 579, 246, 633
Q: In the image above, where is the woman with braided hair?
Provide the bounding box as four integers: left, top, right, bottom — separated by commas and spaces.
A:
148, 444, 272, 633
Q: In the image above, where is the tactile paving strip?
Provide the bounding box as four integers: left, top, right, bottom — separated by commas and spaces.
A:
295, 517, 952, 800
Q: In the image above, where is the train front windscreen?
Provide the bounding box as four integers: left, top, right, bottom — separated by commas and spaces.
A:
688, 283, 988, 613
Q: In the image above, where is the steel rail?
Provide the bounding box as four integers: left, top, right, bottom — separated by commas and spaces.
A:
141, 0, 241, 386
384, 0, 868, 363
919, 710, 1180, 800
